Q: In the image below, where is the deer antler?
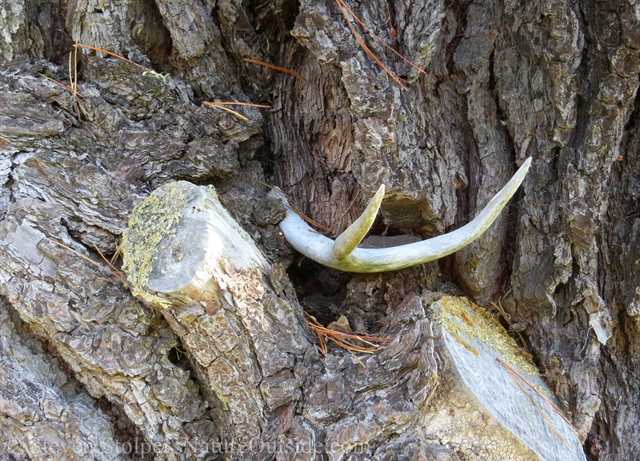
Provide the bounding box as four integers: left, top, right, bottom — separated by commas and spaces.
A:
271, 157, 532, 273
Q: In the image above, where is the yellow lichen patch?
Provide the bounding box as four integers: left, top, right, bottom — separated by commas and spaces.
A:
449, 329, 479, 357
439, 296, 540, 379
121, 182, 201, 308
461, 310, 475, 327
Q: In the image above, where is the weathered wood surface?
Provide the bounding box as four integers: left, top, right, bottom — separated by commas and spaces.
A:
423, 296, 585, 461
0, 0, 638, 459
121, 181, 310, 460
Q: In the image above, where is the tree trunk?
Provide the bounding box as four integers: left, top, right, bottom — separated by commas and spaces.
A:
0, 1, 638, 460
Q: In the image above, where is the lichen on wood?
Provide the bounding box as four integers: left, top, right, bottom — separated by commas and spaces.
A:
122, 181, 268, 307
419, 296, 586, 461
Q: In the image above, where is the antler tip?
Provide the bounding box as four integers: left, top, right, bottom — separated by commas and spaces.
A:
331, 184, 386, 260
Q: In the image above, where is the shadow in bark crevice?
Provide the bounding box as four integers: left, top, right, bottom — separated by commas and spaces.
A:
130, 0, 174, 73
287, 257, 351, 326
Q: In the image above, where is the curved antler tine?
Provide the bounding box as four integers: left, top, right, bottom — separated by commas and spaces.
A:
451, 156, 531, 244
270, 157, 532, 273
332, 185, 385, 260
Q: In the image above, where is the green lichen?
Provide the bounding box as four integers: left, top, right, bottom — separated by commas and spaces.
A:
122, 182, 209, 308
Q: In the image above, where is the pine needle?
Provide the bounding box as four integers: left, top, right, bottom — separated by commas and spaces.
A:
93, 244, 126, 283
260, 183, 332, 233
206, 104, 248, 120
75, 44, 154, 73
45, 237, 126, 284
38, 73, 85, 98
69, 43, 89, 119
75, 44, 172, 84
326, 190, 361, 234
335, 0, 408, 90
305, 312, 390, 366
491, 290, 528, 350
264, 183, 371, 238
497, 357, 585, 442
110, 244, 123, 267
203, 101, 270, 121
205, 101, 271, 108
337, 0, 426, 76
244, 58, 305, 80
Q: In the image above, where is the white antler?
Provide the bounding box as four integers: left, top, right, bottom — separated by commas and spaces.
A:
271, 157, 532, 273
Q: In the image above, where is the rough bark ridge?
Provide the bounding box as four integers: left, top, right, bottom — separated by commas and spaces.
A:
0, 0, 638, 460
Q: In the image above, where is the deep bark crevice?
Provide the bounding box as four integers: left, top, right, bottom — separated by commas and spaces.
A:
444, 0, 469, 77
132, 0, 173, 71
623, 82, 640, 131
96, 395, 156, 461
287, 258, 350, 325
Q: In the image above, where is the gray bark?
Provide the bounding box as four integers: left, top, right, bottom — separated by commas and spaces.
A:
0, 0, 638, 460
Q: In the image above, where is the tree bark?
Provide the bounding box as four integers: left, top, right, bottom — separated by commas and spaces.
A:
0, 0, 638, 460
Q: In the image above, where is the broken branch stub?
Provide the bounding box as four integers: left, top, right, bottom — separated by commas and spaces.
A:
121, 181, 311, 459
422, 296, 586, 460
271, 157, 532, 272
122, 181, 268, 307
